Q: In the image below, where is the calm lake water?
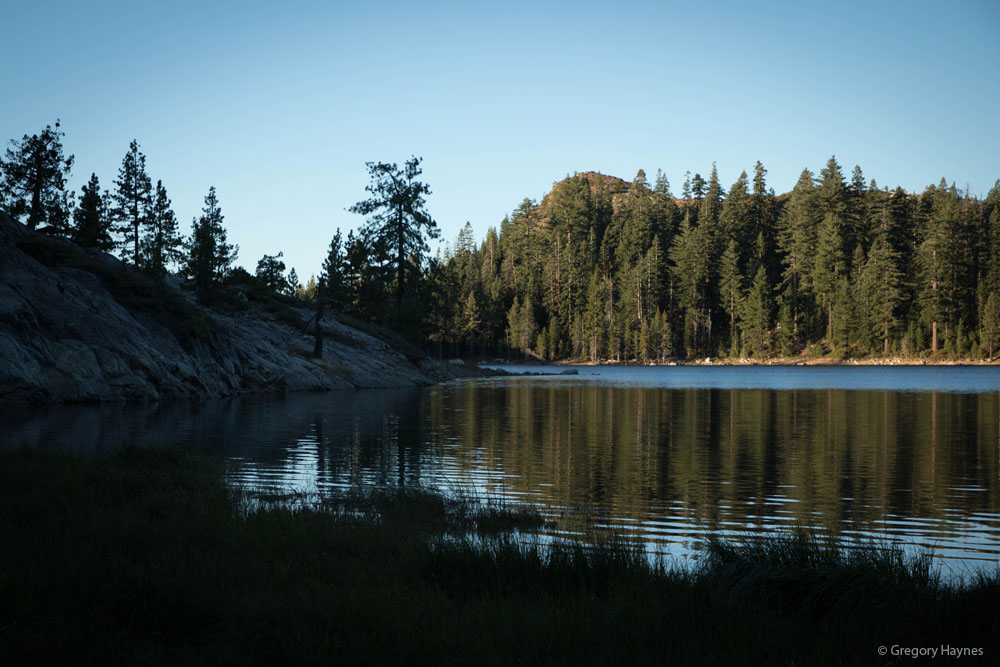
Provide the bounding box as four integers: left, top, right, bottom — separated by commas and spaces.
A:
4, 365, 1000, 570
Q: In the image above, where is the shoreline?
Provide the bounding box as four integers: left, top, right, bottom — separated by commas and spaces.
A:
476, 356, 1000, 367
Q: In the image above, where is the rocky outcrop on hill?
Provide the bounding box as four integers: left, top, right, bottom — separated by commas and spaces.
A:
0, 213, 486, 405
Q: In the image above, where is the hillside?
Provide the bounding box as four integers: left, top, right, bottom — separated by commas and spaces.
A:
430, 163, 999, 362
0, 212, 482, 406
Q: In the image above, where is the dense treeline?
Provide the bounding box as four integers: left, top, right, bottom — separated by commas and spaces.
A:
3, 121, 998, 360
426, 163, 1000, 360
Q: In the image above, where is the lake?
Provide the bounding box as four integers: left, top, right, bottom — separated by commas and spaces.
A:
4, 365, 1000, 571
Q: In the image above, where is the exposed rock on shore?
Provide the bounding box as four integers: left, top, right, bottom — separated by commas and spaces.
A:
0, 213, 485, 406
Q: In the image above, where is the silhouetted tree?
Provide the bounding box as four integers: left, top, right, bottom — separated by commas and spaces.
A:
111, 140, 152, 265
349, 156, 439, 307
0, 120, 74, 232
71, 173, 113, 251
321, 229, 350, 307
142, 180, 183, 276
184, 187, 237, 301
256, 251, 289, 293
286, 268, 301, 298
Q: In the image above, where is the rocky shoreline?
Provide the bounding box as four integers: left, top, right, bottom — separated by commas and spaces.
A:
0, 213, 490, 406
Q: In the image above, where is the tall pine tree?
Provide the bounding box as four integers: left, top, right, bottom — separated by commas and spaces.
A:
0, 120, 74, 232
142, 180, 183, 276
740, 265, 773, 358
184, 187, 237, 301
71, 173, 113, 251
111, 140, 153, 266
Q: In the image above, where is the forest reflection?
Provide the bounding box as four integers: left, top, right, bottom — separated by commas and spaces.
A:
3, 382, 998, 562
416, 383, 1000, 561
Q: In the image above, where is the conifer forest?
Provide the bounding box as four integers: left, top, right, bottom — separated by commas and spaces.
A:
416, 163, 1000, 362
3, 121, 999, 362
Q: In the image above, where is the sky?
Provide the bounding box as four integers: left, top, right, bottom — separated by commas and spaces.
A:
3, 0, 998, 279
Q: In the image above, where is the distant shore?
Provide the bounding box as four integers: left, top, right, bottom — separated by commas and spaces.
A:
477, 355, 1000, 367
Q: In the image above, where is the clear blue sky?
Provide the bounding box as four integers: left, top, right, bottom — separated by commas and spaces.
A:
3, 0, 998, 279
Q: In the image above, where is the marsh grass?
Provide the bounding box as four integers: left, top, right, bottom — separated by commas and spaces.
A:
2, 447, 997, 666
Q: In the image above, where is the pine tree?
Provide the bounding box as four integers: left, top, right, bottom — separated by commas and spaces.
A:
739, 265, 773, 357
984, 183, 1000, 298
813, 211, 846, 343
583, 270, 606, 361
548, 314, 562, 359
142, 180, 183, 276
817, 156, 848, 227
862, 232, 902, 355
690, 173, 706, 203
519, 293, 536, 355
506, 295, 536, 357
111, 140, 153, 266
719, 170, 752, 261
670, 211, 712, 355
777, 169, 818, 338
751, 161, 777, 289
616, 169, 654, 267
982, 291, 999, 358
698, 163, 724, 239
718, 238, 743, 355
321, 229, 350, 307
71, 173, 113, 251
300, 274, 318, 301
639, 317, 650, 362
345, 229, 386, 321
831, 275, 852, 353
286, 268, 301, 298
461, 290, 480, 357
613, 173, 657, 359
774, 300, 795, 355
653, 169, 671, 197
349, 156, 438, 308
0, 120, 74, 232
507, 297, 522, 356
184, 187, 237, 301
917, 180, 960, 352
847, 164, 870, 250
455, 220, 476, 256
655, 308, 672, 360
256, 252, 289, 293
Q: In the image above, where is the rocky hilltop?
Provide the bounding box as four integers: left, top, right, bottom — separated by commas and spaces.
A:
0, 213, 485, 406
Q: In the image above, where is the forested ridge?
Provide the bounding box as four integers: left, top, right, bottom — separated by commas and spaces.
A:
425, 162, 1000, 362
2, 120, 998, 362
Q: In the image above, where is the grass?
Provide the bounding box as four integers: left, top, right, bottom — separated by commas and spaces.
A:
1, 447, 997, 665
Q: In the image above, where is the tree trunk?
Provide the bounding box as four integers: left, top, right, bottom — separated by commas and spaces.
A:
28, 150, 43, 230
313, 280, 325, 358
396, 205, 405, 305
133, 220, 140, 266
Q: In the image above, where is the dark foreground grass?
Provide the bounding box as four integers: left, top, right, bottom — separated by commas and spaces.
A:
1, 448, 997, 666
